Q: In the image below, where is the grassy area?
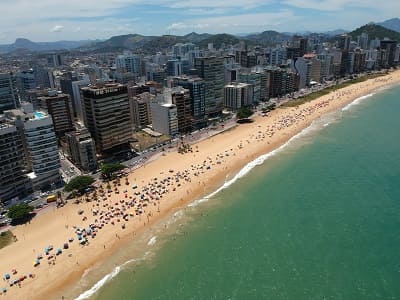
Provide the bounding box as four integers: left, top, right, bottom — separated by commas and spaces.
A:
281, 73, 387, 108
132, 131, 170, 151
0, 230, 15, 249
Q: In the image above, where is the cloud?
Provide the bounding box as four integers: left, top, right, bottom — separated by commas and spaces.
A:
50, 25, 64, 32
167, 10, 301, 33
167, 0, 272, 9
167, 22, 209, 31
283, 0, 400, 12
0, 0, 399, 43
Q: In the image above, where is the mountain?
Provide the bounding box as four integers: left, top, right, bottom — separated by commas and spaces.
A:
183, 32, 212, 43
90, 34, 153, 50
323, 29, 347, 36
0, 38, 95, 53
197, 34, 241, 49
245, 30, 292, 46
140, 35, 188, 52
378, 18, 400, 33
87, 32, 243, 52
347, 23, 400, 41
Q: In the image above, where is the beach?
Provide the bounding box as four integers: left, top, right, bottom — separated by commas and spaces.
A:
1, 70, 400, 300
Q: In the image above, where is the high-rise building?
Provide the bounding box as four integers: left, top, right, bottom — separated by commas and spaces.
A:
265, 67, 299, 98
224, 83, 254, 110
150, 102, 178, 136
239, 71, 267, 103
65, 123, 97, 172
127, 83, 151, 98
171, 87, 192, 133
81, 83, 132, 154
17, 69, 36, 101
338, 34, 351, 51
48, 53, 64, 67
4, 103, 61, 190
116, 54, 142, 80
167, 59, 182, 77
129, 92, 153, 129
357, 33, 369, 50
0, 119, 32, 203
37, 90, 74, 137
0, 72, 19, 113
172, 76, 206, 129
380, 39, 398, 68
194, 56, 224, 117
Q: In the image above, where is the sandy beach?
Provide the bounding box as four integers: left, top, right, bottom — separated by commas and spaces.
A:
1, 70, 400, 300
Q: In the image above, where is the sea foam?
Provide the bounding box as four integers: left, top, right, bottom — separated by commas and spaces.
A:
74, 252, 150, 300
188, 120, 320, 208
342, 93, 374, 111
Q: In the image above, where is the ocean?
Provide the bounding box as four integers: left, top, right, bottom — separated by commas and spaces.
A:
80, 84, 400, 300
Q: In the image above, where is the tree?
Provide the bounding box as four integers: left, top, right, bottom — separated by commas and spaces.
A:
236, 107, 254, 119
100, 163, 126, 180
64, 175, 95, 193
7, 203, 34, 222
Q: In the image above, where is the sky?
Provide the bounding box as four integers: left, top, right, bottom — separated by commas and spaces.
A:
0, 0, 399, 44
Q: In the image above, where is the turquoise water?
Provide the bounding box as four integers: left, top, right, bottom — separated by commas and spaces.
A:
92, 85, 400, 300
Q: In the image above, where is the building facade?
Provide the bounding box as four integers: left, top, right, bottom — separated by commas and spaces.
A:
194, 56, 224, 117
65, 123, 97, 172
0, 120, 32, 203
37, 90, 74, 137
0, 73, 19, 114
150, 103, 178, 136
81, 83, 132, 154
224, 83, 254, 110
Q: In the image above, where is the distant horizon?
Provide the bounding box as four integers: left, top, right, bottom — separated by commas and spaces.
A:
0, 27, 368, 46
0, 0, 398, 44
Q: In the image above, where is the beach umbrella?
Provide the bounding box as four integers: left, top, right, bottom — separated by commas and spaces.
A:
4, 274, 10, 280
37, 254, 42, 259
2, 287, 6, 293
56, 248, 62, 255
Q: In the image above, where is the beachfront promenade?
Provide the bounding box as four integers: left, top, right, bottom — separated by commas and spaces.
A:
0, 70, 399, 300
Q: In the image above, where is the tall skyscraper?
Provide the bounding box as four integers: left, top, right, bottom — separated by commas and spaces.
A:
167, 59, 182, 77
223, 83, 254, 110
172, 76, 206, 129
81, 83, 132, 154
0, 119, 32, 203
338, 34, 351, 51
0, 72, 19, 113
380, 39, 398, 68
129, 92, 153, 129
171, 87, 192, 133
17, 69, 36, 101
37, 90, 74, 137
4, 103, 61, 190
194, 56, 224, 117
150, 102, 178, 136
116, 54, 142, 80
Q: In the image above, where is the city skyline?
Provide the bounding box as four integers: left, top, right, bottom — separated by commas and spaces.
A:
0, 0, 399, 44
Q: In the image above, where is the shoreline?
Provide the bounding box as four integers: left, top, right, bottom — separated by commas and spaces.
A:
1, 70, 399, 300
